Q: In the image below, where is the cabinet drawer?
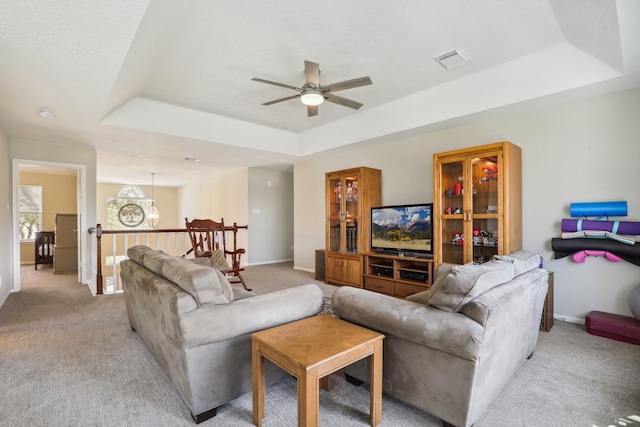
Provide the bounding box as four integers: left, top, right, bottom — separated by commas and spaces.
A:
395, 282, 428, 298
364, 277, 393, 295
54, 246, 78, 274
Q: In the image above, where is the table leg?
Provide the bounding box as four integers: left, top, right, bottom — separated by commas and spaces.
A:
298, 372, 319, 427
252, 343, 265, 427
369, 340, 383, 426
319, 374, 331, 391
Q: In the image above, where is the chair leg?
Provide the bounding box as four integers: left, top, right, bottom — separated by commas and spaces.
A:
237, 273, 251, 292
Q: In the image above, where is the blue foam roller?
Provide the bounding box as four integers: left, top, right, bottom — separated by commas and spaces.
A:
570, 201, 627, 217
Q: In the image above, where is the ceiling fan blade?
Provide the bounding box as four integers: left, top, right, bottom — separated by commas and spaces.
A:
307, 105, 318, 117
262, 94, 301, 106
304, 61, 320, 87
251, 77, 301, 91
325, 94, 363, 110
323, 76, 372, 93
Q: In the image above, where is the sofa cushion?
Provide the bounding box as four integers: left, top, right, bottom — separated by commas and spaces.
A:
428, 259, 515, 312
406, 265, 453, 305
208, 269, 235, 305
128, 245, 151, 265
434, 263, 456, 281
143, 249, 171, 276
190, 257, 212, 267
162, 257, 234, 306
492, 250, 540, 276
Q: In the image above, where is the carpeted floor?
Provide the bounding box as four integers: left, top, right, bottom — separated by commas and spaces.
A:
0, 263, 639, 427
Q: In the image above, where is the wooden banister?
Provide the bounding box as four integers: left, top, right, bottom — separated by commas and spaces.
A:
88, 223, 248, 295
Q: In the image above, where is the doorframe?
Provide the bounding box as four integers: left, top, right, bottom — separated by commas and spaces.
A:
11, 159, 88, 292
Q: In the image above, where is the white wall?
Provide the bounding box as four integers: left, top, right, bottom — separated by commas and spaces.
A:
97, 183, 180, 229
294, 87, 640, 321
247, 168, 293, 264
0, 126, 11, 308
178, 167, 294, 266
178, 168, 249, 263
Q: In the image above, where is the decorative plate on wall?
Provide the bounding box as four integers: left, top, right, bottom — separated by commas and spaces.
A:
118, 203, 145, 227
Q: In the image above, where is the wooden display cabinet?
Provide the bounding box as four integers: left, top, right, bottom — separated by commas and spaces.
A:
54, 213, 78, 274
540, 272, 554, 332
363, 253, 433, 298
325, 167, 381, 288
433, 142, 522, 268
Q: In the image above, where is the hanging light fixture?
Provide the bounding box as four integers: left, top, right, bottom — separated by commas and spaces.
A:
147, 173, 160, 229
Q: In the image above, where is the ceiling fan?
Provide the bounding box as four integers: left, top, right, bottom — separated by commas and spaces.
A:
252, 60, 373, 117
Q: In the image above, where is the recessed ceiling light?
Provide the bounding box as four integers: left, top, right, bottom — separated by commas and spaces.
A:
39, 108, 56, 118
184, 156, 201, 162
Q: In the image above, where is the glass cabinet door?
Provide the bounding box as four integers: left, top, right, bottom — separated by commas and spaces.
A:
440, 158, 465, 265
327, 173, 360, 254
470, 153, 501, 262
344, 175, 359, 254
328, 176, 342, 254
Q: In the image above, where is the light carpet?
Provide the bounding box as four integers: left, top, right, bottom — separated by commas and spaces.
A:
0, 263, 638, 427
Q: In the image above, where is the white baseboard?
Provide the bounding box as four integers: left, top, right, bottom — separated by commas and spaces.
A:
293, 266, 314, 273
553, 314, 585, 325
0, 287, 11, 311
246, 258, 293, 267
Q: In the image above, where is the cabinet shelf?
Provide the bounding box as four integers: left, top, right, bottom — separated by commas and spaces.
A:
363, 253, 433, 298
398, 266, 429, 273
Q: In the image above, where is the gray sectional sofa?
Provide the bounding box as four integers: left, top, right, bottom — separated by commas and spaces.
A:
332, 250, 549, 427
120, 245, 325, 423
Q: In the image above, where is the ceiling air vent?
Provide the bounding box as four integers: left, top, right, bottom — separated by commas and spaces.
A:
434, 48, 470, 70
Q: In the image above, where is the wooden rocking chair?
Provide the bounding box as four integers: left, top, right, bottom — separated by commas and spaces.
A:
185, 217, 251, 291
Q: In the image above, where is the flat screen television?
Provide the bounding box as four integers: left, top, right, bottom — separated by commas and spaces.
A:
370, 203, 433, 256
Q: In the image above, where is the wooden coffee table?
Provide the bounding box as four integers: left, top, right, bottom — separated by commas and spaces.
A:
251, 314, 384, 427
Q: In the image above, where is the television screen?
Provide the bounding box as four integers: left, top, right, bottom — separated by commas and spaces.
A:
371, 203, 433, 255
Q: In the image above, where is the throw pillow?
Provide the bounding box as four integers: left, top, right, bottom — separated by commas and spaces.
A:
428, 259, 515, 312
406, 265, 453, 305
162, 257, 234, 306
209, 249, 231, 271
493, 250, 540, 276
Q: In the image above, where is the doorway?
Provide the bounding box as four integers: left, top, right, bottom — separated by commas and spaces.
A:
11, 159, 87, 292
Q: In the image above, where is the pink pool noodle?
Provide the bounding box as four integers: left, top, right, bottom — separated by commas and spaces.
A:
572, 250, 623, 263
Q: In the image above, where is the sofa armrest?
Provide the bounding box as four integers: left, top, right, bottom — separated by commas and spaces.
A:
180, 284, 325, 349
332, 287, 484, 361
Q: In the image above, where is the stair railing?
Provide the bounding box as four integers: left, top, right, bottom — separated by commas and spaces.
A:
88, 223, 247, 295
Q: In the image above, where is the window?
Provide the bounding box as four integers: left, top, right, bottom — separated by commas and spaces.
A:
19, 185, 42, 240
106, 185, 154, 230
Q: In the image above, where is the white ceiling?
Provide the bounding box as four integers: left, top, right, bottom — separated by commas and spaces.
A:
1, 0, 638, 187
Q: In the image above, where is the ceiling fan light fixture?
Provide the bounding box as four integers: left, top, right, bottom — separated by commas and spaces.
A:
300, 91, 324, 106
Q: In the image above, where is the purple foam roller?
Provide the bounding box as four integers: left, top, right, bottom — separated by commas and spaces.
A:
561, 219, 640, 235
